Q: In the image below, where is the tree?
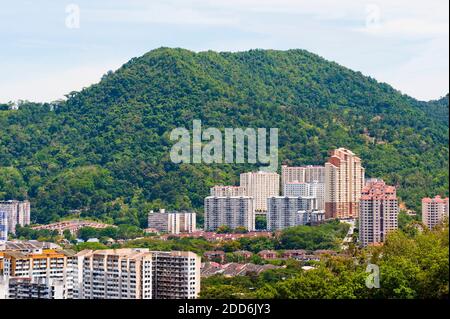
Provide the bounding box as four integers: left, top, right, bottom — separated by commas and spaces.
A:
216, 225, 232, 234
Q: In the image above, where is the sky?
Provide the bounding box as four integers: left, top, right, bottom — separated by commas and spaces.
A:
0, 0, 448, 103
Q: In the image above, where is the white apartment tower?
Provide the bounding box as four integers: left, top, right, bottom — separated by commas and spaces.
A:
325, 148, 365, 219
267, 196, 318, 231
240, 171, 280, 213
0, 200, 31, 235
147, 209, 196, 234
281, 165, 325, 187
359, 180, 398, 247
210, 186, 246, 197
284, 180, 325, 211
422, 196, 449, 229
204, 196, 255, 231
0, 211, 7, 242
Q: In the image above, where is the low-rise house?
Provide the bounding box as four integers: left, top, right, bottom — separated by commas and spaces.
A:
204, 251, 226, 263
282, 249, 307, 259
258, 250, 278, 260
31, 220, 115, 235
314, 250, 337, 257
234, 250, 253, 260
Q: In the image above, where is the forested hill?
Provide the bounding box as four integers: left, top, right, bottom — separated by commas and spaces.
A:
0, 48, 448, 227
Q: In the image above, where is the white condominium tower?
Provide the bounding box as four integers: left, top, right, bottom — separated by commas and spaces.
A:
0, 211, 7, 242
204, 196, 255, 231
267, 196, 318, 231
210, 185, 246, 197
240, 171, 280, 213
283, 182, 311, 198
0, 200, 31, 235
359, 180, 398, 247
325, 148, 365, 219
147, 209, 196, 234
281, 165, 325, 187
422, 196, 449, 229
284, 180, 325, 211
75, 249, 201, 299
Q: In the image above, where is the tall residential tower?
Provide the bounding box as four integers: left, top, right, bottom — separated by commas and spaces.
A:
325, 148, 365, 219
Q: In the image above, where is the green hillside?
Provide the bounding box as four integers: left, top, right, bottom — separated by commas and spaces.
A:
0, 48, 448, 227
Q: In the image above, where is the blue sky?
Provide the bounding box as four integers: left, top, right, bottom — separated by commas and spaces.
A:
0, 0, 448, 102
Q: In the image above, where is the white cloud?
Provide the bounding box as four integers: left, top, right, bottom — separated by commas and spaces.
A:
0, 0, 447, 101
0, 62, 122, 103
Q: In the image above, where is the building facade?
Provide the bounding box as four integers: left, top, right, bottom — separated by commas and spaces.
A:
0, 211, 7, 242
0, 248, 75, 299
281, 165, 325, 187
75, 249, 200, 299
0, 277, 65, 299
284, 181, 325, 211
210, 186, 246, 197
422, 196, 449, 229
204, 196, 255, 231
296, 210, 325, 225
147, 209, 196, 234
240, 171, 279, 213
359, 180, 398, 247
325, 148, 365, 219
0, 200, 31, 235
267, 196, 318, 231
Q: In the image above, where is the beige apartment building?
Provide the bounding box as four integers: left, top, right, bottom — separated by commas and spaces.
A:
0, 248, 76, 299
325, 148, 365, 219
422, 196, 449, 229
359, 180, 398, 247
240, 171, 280, 213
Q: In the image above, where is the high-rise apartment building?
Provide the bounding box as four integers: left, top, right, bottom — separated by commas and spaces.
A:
325, 148, 365, 219
240, 171, 279, 213
422, 196, 449, 229
284, 181, 325, 211
210, 186, 246, 197
75, 249, 200, 299
296, 210, 325, 225
281, 165, 325, 187
147, 209, 196, 234
204, 196, 255, 231
0, 277, 65, 299
359, 180, 398, 247
0, 200, 31, 235
0, 248, 76, 299
151, 251, 201, 299
267, 196, 318, 231
0, 211, 7, 242
283, 182, 311, 198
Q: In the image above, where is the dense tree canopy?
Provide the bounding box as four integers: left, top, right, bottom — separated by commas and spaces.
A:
201, 222, 449, 299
